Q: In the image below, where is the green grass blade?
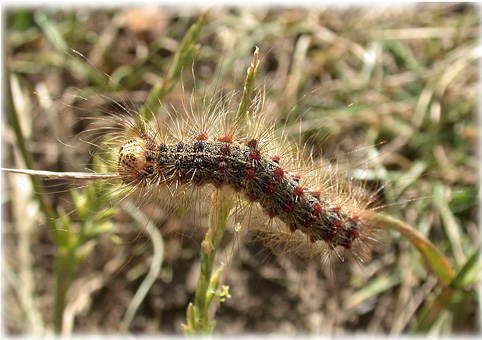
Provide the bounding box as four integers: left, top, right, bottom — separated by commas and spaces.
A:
140, 8, 209, 118
372, 213, 455, 286
414, 246, 480, 332
234, 46, 260, 129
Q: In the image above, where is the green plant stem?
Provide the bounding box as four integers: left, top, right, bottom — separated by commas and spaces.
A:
183, 45, 260, 337
196, 191, 233, 331
184, 191, 234, 336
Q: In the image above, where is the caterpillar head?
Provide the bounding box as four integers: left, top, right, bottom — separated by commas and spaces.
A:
118, 138, 150, 185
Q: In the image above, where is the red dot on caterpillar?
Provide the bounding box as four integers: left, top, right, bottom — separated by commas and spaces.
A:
263, 184, 276, 195
294, 186, 304, 197
313, 203, 322, 215
196, 131, 209, 141
217, 133, 233, 143
218, 161, 228, 172
271, 155, 281, 163
349, 229, 360, 239
221, 144, 231, 154
302, 219, 314, 228
249, 151, 260, 161
245, 168, 255, 180
274, 167, 284, 179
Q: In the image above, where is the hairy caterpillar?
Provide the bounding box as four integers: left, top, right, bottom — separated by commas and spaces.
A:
3, 5, 478, 336
96, 92, 377, 264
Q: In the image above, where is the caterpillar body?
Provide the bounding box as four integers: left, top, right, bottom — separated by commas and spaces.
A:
119, 134, 366, 249
94, 93, 377, 264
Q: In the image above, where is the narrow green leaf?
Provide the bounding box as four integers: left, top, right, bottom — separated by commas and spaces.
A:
234, 46, 260, 129
414, 248, 479, 333
140, 9, 209, 118
372, 213, 455, 286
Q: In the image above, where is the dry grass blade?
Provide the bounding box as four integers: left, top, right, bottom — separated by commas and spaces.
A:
2, 168, 119, 181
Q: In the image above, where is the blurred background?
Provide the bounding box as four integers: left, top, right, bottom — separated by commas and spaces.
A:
2, 3, 480, 336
